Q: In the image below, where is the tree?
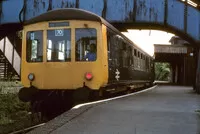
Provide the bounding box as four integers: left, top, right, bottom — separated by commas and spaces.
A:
155, 62, 170, 81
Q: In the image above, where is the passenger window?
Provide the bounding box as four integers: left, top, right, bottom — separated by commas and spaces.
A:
128, 46, 133, 65
138, 52, 140, 58
26, 31, 43, 62
134, 49, 137, 56
47, 29, 71, 62
75, 28, 97, 61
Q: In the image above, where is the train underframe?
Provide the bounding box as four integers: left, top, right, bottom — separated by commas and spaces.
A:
18, 81, 153, 120
18, 86, 96, 120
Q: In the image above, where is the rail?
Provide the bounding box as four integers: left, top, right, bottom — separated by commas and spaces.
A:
9, 123, 45, 134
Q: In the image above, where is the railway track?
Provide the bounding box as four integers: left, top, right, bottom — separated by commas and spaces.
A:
9, 123, 45, 134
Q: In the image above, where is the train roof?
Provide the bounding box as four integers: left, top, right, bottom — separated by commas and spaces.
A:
25, 8, 152, 58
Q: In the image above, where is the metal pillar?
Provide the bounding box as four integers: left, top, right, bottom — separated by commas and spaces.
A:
195, 47, 200, 94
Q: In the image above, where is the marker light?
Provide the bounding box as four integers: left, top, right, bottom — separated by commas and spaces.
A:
85, 72, 93, 80
28, 73, 35, 81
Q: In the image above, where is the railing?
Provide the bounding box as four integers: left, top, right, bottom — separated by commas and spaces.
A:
0, 37, 21, 76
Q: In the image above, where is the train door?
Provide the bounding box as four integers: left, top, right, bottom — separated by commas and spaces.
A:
127, 45, 134, 80
107, 29, 120, 83
119, 40, 129, 80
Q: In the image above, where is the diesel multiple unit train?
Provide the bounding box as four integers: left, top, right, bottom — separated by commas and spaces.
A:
18, 8, 154, 118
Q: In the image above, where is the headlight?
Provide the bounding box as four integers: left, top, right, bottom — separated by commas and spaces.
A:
28, 73, 35, 81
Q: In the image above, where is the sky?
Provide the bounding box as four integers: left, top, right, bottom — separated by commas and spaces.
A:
122, 30, 175, 56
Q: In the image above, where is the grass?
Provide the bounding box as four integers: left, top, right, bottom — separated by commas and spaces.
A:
0, 81, 33, 134
0, 93, 30, 124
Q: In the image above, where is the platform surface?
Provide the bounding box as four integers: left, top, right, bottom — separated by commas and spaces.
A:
30, 86, 200, 134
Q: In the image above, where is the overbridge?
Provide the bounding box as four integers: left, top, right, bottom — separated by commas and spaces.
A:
0, 0, 200, 93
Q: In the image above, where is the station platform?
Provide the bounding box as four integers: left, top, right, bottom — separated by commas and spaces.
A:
29, 85, 200, 134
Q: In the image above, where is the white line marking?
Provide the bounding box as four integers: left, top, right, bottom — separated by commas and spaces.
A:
72, 85, 157, 109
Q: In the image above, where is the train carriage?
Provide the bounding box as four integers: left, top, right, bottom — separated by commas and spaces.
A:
18, 8, 154, 118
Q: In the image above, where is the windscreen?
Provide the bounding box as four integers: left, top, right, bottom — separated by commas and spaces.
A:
47, 29, 71, 62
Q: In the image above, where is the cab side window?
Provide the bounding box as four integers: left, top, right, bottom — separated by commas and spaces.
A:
75, 28, 97, 61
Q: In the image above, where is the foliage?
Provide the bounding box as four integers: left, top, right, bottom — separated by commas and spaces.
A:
0, 82, 29, 126
0, 93, 30, 125
0, 82, 43, 134
155, 62, 171, 81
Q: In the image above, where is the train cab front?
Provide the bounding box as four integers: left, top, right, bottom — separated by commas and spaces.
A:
19, 20, 108, 103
